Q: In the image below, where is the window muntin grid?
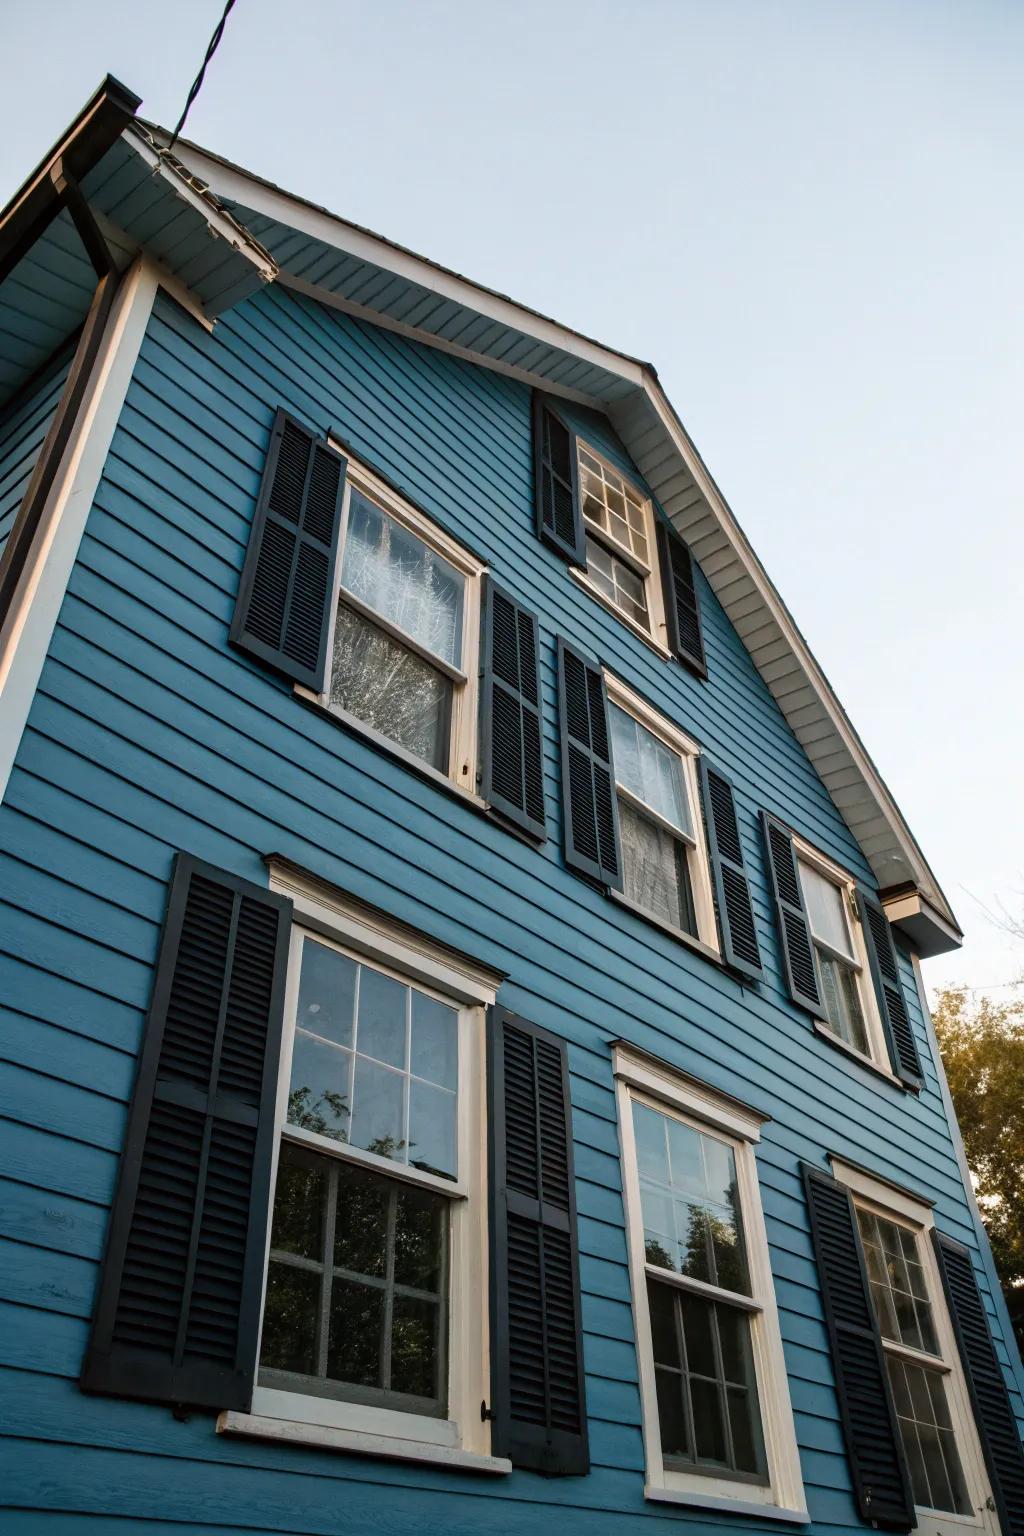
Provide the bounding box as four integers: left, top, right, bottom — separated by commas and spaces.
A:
260, 1140, 449, 1413
578, 445, 650, 566
797, 859, 870, 1055
287, 936, 459, 1182
585, 535, 650, 629
857, 1207, 973, 1519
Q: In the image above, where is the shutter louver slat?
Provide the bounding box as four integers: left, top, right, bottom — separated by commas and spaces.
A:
761, 812, 826, 1018
855, 888, 924, 1089
533, 393, 585, 564
489, 1008, 589, 1475
82, 854, 291, 1411
697, 760, 763, 980
479, 578, 547, 840
656, 521, 707, 677
230, 410, 346, 692
557, 639, 622, 889
802, 1165, 915, 1530
932, 1231, 1024, 1536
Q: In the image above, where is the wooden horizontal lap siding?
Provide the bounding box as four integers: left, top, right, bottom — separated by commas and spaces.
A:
0, 346, 73, 562
0, 281, 1018, 1535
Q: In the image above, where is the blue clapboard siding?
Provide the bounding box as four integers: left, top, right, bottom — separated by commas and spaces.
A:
0, 346, 72, 561
0, 282, 1019, 1535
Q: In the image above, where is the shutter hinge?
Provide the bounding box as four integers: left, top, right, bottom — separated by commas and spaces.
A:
480, 1400, 495, 1422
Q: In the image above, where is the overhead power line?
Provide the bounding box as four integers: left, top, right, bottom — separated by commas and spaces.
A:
166, 0, 238, 153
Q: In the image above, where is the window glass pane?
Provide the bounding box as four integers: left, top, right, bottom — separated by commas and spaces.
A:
297, 939, 356, 1048
391, 1294, 441, 1399
288, 1030, 351, 1142
798, 861, 855, 959
331, 602, 452, 772
610, 706, 693, 836
349, 1055, 405, 1161
584, 534, 650, 629
341, 490, 463, 665
728, 1386, 764, 1476
262, 1145, 449, 1410
618, 797, 697, 936
577, 445, 649, 563
410, 993, 458, 1090
327, 1278, 384, 1388
633, 1101, 750, 1294
261, 1262, 320, 1374
816, 951, 870, 1055
656, 1368, 690, 1458
886, 1357, 971, 1515
858, 1211, 940, 1355
356, 967, 407, 1068
408, 1077, 457, 1179
679, 1290, 716, 1377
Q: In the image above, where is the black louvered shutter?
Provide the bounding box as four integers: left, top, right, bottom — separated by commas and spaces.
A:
533, 393, 585, 565
556, 638, 622, 889
479, 577, 547, 840
230, 408, 347, 691
488, 1007, 588, 1475
761, 813, 826, 1018
855, 888, 924, 1090
81, 854, 292, 1411
932, 1231, 1024, 1535
697, 760, 763, 980
657, 521, 707, 678
802, 1165, 915, 1530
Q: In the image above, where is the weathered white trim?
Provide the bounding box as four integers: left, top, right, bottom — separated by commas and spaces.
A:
0, 256, 159, 805
217, 1410, 510, 1473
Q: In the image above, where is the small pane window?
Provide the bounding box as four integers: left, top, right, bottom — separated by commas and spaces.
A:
856, 1205, 972, 1518
797, 860, 869, 1054
610, 705, 693, 838
579, 446, 650, 564
261, 1141, 448, 1412
288, 937, 459, 1180
619, 799, 697, 934
586, 535, 649, 629
330, 604, 452, 771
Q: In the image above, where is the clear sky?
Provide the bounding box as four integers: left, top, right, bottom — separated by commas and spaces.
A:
4, 0, 1022, 997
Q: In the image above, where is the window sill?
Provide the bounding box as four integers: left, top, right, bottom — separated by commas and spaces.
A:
812, 1020, 910, 1092
644, 1485, 809, 1523
217, 1411, 511, 1475
610, 888, 724, 969
569, 568, 673, 660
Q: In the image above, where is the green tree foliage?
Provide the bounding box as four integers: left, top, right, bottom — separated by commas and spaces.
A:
932, 986, 1024, 1349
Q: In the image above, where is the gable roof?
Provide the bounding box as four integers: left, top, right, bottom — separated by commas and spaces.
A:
0, 84, 960, 954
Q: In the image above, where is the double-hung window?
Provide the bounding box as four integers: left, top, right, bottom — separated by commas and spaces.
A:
615, 1046, 806, 1518
253, 866, 495, 1460
576, 441, 668, 646
605, 676, 717, 950
794, 843, 893, 1070
832, 1160, 998, 1536
313, 453, 484, 790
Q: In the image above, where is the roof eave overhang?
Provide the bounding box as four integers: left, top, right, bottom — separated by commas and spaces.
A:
0, 74, 141, 284
81, 125, 964, 957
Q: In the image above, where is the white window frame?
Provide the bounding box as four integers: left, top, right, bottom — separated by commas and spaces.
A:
793, 838, 897, 1080
614, 1044, 808, 1521
296, 448, 486, 798
830, 1158, 998, 1536
571, 439, 671, 656
604, 673, 719, 956
218, 861, 508, 1474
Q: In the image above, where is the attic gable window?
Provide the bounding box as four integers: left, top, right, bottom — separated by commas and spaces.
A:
576, 441, 668, 646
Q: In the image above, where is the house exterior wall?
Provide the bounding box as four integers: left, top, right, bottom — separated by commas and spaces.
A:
0, 281, 1019, 1533
0, 346, 71, 564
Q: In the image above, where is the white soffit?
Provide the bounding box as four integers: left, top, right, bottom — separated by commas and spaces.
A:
150, 129, 960, 952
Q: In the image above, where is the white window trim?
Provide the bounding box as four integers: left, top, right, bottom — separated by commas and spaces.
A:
614, 1044, 808, 1521
574, 438, 671, 654
829, 1158, 997, 1536
220, 865, 505, 1473
604, 673, 719, 955
793, 838, 898, 1080
296, 448, 486, 797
